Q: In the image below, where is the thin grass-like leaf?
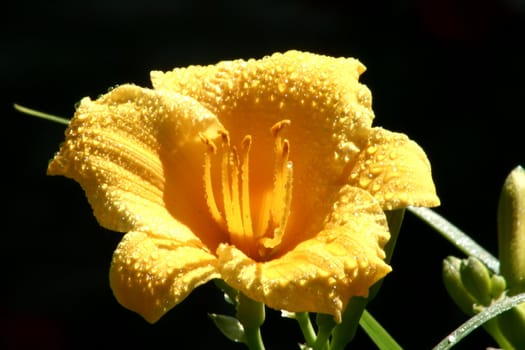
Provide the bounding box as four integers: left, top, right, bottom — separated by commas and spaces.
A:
433, 293, 525, 350
14, 103, 70, 125
408, 207, 499, 273
359, 309, 403, 350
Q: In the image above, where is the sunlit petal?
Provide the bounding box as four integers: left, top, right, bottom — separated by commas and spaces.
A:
110, 231, 219, 323
347, 127, 440, 210
48, 84, 226, 247
151, 50, 378, 252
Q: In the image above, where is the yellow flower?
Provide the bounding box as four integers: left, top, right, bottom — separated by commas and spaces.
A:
47, 50, 439, 323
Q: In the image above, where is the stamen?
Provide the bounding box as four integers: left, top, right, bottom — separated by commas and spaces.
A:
219, 132, 239, 236
240, 136, 254, 239
279, 157, 293, 236
271, 139, 290, 225
200, 134, 225, 228
260, 121, 294, 251
270, 121, 291, 227
255, 192, 272, 242
230, 147, 243, 238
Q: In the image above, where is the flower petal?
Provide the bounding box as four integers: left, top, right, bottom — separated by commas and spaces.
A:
151, 50, 373, 169
47, 84, 227, 249
347, 128, 440, 210
216, 186, 391, 322
110, 231, 219, 323
151, 50, 377, 249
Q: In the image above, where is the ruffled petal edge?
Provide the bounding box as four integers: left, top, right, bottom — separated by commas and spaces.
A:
110, 231, 219, 323
347, 127, 440, 210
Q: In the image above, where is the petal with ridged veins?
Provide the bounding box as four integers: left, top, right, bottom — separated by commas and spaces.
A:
47, 84, 228, 250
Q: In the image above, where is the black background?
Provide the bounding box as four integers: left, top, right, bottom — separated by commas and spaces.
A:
3, 0, 525, 349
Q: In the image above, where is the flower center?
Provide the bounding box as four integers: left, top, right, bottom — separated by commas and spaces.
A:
200, 120, 293, 259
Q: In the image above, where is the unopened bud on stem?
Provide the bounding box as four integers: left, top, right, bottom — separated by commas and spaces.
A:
498, 165, 525, 295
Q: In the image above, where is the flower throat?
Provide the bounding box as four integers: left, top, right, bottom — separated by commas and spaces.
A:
200, 120, 293, 260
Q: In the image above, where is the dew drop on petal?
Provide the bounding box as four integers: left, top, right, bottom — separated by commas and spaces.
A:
150, 250, 159, 260
366, 146, 377, 154
358, 172, 375, 188
389, 150, 398, 160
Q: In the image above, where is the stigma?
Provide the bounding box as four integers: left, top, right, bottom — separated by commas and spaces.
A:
200, 120, 293, 260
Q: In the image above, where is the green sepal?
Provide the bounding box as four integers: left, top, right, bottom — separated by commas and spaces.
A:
208, 313, 246, 344
442, 256, 478, 315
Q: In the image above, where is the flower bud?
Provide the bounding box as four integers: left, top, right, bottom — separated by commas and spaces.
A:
489, 274, 507, 300
498, 165, 525, 295
442, 256, 477, 315
460, 256, 493, 306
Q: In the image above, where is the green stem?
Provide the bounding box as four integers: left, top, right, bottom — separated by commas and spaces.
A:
314, 313, 336, 350
243, 326, 265, 350
236, 293, 265, 350
313, 331, 330, 350
295, 312, 316, 347
482, 318, 515, 350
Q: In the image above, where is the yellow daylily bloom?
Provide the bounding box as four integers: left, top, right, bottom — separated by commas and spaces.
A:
48, 50, 439, 323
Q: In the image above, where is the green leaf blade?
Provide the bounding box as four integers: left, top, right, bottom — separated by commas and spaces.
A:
359, 309, 403, 350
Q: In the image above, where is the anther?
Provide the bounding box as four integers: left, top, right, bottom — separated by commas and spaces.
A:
270, 119, 291, 137
201, 134, 224, 228
219, 129, 230, 146
199, 133, 217, 153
